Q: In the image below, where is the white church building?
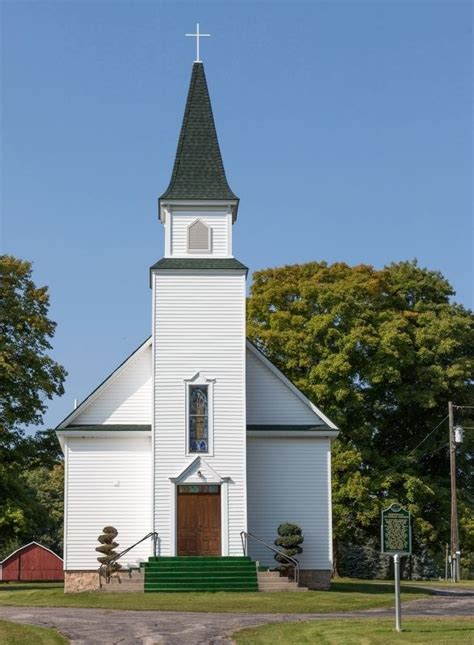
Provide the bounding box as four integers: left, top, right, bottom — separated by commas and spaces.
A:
56, 60, 339, 592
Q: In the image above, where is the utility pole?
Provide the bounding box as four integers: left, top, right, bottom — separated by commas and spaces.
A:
449, 401, 460, 582
445, 543, 449, 581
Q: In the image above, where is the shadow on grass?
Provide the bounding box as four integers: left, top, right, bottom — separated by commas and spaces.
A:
405, 625, 474, 634
0, 583, 63, 592
330, 581, 430, 595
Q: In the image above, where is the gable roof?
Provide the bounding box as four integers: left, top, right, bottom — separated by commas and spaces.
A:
0, 541, 63, 565
246, 340, 338, 430
159, 62, 238, 205
56, 337, 152, 429
170, 456, 228, 484
56, 336, 338, 434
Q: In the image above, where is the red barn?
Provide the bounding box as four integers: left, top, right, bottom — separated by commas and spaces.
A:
0, 542, 64, 582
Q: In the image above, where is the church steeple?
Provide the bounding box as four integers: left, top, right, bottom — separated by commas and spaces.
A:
160, 62, 238, 208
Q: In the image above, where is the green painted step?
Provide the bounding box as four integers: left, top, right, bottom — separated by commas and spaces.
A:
145, 567, 257, 578
145, 561, 255, 566
145, 559, 253, 564
145, 564, 256, 573
145, 588, 258, 593
145, 563, 256, 572
144, 556, 258, 593
145, 585, 258, 592
145, 571, 256, 577
147, 556, 251, 562
146, 576, 255, 585
145, 560, 254, 565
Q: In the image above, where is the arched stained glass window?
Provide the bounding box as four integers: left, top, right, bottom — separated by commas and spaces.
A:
189, 385, 208, 453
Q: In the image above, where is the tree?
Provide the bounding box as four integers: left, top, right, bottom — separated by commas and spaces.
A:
1, 255, 66, 438
0, 432, 64, 559
0, 255, 66, 548
21, 460, 64, 554
247, 260, 474, 573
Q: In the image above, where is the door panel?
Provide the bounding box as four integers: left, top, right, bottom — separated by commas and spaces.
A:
178, 490, 221, 556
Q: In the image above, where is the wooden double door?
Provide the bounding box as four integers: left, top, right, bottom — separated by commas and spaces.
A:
177, 485, 221, 556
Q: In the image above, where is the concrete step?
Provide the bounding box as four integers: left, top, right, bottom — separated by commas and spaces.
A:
257, 571, 308, 592
260, 586, 308, 592
100, 570, 144, 593
259, 581, 307, 591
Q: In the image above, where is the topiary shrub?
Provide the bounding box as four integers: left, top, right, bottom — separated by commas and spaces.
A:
96, 526, 122, 579
274, 522, 304, 577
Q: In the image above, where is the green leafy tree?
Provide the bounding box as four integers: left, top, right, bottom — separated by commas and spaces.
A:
0, 436, 64, 560
247, 260, 474, 574
0, 255, 66, 548
21, 461, 64, 554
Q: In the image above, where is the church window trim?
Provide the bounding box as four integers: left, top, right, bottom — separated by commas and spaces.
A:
187, 219, 212, 253
184, 372, 215, 456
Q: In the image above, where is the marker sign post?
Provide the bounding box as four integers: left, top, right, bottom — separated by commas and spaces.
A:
381, 504, 411, 632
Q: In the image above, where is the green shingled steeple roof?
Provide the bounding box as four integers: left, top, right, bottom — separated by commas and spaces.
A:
160, 62, 238, 202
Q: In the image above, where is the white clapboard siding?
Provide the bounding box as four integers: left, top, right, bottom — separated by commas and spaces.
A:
73, 345, 152, 425
247, 436, 332, 570
153, 270, 246, 555
169, 211, 230, 257
65, 436, 152, 570
246, 348, 321, 425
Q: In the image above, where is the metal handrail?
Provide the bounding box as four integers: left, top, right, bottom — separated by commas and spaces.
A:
98, 531, 159, 587
240, 530, 300, 585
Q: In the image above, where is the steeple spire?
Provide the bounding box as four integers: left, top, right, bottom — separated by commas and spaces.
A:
160, 63, 238, 204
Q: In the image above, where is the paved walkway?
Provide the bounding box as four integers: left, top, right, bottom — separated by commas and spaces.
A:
0, 589, 472, 644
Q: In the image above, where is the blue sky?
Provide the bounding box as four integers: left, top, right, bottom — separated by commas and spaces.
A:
1, 1, 472, 432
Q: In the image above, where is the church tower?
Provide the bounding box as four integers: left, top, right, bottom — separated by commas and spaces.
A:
151, 62, 248, 556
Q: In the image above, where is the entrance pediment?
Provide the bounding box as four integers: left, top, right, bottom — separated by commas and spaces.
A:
170, 456, 228, 485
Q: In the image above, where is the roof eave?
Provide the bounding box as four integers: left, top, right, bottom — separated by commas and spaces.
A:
158, 198, 239, 223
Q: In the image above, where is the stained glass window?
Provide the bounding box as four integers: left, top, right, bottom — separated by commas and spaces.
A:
189, 385, 208, 453
178, 485, 220, 494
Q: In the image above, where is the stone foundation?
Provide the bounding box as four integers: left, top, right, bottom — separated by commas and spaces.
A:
64, 571, 100, 593
299, 569, 331, 590
64, 568, 331, 592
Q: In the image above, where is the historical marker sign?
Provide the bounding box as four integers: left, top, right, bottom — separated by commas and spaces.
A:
381, 503, 411, 556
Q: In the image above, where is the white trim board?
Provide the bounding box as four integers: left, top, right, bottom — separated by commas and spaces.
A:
247, 430, 339, 439
55, 429, 151, 452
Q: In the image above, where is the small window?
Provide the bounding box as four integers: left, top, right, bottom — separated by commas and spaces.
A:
188, 219, 211, 253
189, 385, 209, 453
178, 485, 220, 494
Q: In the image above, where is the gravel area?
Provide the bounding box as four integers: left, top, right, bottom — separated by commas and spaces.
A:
0, 588, 472, 644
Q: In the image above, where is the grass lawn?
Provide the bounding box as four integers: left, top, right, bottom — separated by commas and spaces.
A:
0, 579, 430, 613
0, 619, 67, 644
391, 579, 474, 589
233, 618, 474, 644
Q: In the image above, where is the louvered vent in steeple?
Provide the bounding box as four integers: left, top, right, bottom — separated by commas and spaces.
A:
188, 219, 211, 253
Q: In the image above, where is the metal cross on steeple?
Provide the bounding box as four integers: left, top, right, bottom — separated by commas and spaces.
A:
185, 23, 210, 63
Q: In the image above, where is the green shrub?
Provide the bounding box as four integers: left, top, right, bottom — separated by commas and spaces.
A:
274, 523, 304, 575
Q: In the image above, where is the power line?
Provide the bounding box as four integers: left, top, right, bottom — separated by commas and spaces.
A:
408, 415, 449, 456
418, 441, 449, 461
